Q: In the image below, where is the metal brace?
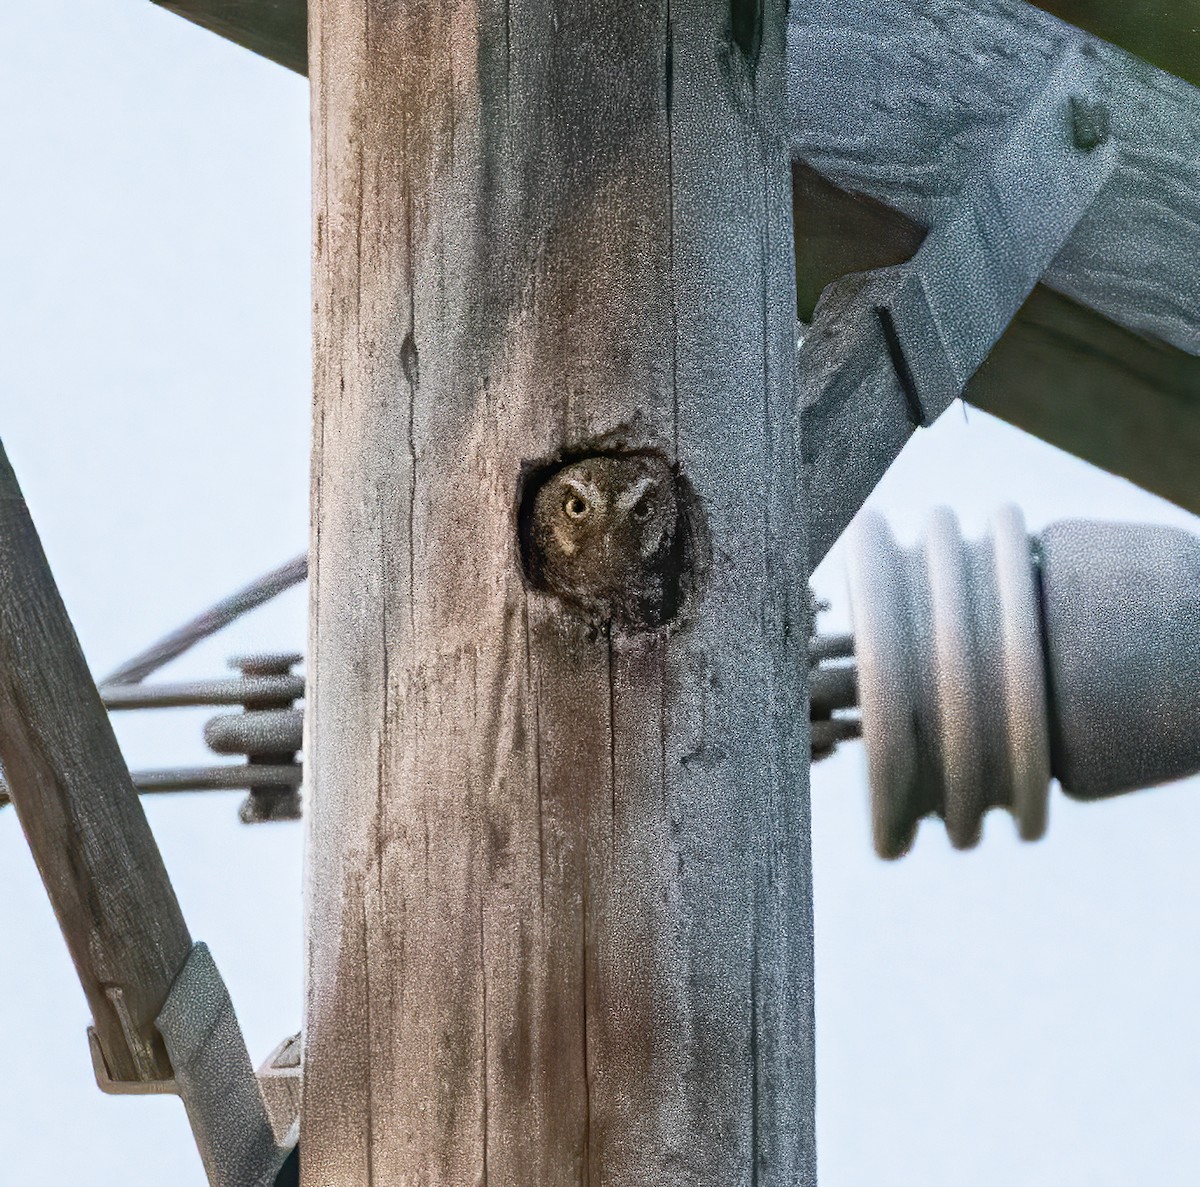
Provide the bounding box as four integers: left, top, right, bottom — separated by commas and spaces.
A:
800, 41, 1118, 564
90, 943, 295, 1187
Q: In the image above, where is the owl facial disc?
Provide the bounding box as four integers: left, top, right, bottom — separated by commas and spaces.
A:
521, 450, 702, 632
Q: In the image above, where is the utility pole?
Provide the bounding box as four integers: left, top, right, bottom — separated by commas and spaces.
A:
3, 2, 1200, 1183
304, 0, 814, 1182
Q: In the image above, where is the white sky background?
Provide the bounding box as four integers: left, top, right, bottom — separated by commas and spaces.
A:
1, 4, 1199, 1185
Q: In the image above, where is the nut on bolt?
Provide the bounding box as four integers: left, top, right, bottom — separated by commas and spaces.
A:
206, 653, 304, 823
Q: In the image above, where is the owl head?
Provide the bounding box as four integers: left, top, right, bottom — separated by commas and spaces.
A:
527, 453, 681, 628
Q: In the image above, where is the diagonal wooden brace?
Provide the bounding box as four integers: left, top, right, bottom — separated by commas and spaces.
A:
801, 44, 1118, 564
0, 439, 284, 1184
0, 437, 191, 1082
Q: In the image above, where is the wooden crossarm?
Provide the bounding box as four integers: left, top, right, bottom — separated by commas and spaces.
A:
151, 1, 306, 73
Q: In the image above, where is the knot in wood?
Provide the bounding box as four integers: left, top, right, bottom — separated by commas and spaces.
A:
522, 452, 695, 631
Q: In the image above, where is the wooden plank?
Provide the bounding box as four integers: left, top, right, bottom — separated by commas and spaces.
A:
800, 39, 1124, 563
303, 0, 813, 1182
1035, 0, 1200, 88
152, 1, 306, 74
788, 0, 1200, 361
793, 163, 1200, 516
149, 0, 1200, 92
0, 441, 193, 1084
145, 0, 1200, 380
792, 164, 924, 324
972, 288, 1200, 510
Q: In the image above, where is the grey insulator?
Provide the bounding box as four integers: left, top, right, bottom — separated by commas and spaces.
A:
204, 708, 304, 758
1039, 520, 1200, 801
846, 506, 1049, 859
845, 506, 1200, 858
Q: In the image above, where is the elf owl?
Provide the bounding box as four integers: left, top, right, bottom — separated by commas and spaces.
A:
529, 453, 681, 629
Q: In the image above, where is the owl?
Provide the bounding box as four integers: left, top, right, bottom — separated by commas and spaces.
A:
528, 453, 680, 629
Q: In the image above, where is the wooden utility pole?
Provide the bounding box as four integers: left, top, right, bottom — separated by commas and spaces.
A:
304, 1, 813, 1182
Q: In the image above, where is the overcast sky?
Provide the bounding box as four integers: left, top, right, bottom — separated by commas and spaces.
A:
1, 4, 1198, 1185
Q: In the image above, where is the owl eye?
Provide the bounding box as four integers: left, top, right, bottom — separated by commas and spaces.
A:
563, 493, 589, 520
630, 495, 654, 522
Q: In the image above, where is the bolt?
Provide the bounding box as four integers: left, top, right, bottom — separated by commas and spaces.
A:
1070, 95, 1111, 152
222, 653, 304, 823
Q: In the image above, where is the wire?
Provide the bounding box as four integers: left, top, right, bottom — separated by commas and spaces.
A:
100, 554, 308, 687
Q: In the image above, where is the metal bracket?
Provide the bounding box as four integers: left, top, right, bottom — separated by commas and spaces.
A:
89, 1026, 177, 1096
158, 943, 290, 1187
77, 555, 307, 821
257, 1032, 302, 1146
90, 943, 294, 1187
800, 42, 1118, 564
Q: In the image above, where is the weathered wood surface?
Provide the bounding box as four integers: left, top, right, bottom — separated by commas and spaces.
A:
150, 0, 1200, 365
972, 287, 1200, 509
793, 164, 1200, 516
151, 0, 1200, 526
0, 441, 193, 1084
305, 0, 813, 1183
801, 38, 1121, 562
147, 0, 1200, 363
788, 0, 1200, 360
152, 0, 306, 73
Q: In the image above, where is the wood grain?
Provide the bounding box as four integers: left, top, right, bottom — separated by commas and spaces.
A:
0, 441, 192, 1083
148, 0, 1200, 92
150, 0, 1200, 370
149, 0, 1200, 523
304, 0, 813, 1182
